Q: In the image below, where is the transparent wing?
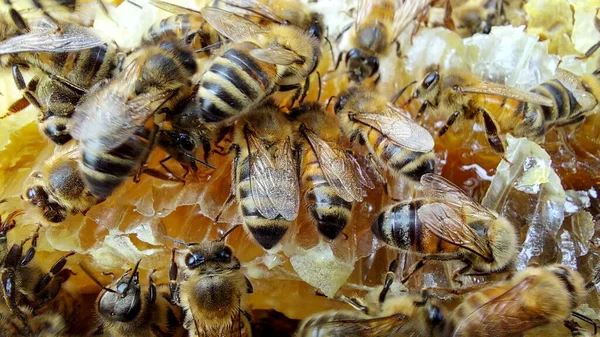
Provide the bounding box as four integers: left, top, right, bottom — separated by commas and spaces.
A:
420, 173, 496, 221
356, 0, 375, 32
452, 277, 548, 337
554, 69, 597, 113
200, 6, 266, 42
303, 128, 365, 202
247, 132, 299, 221
347, 152, 375, 190
300, 312, 409, 337
0, 19, 104, 54
352, 107, 434, 152
149, 0, 202, 14
417, 203, 494, 260
250, 47, 304, 65
214, 0, 284, 24
70, 59, 171, 151
460, 82, 554, 106
392, 0, 433, 41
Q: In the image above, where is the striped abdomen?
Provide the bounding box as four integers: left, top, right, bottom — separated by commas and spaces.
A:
144, 14, 221, 55
519, 79, 582, 138
302, 149, 352, 240
36, 75, 80, 144
31, 44, 119, 90
364, 127, 435, 181
197, 43, 277, 123
236, 155, 290, 249
79, 131, 150, 199
371, 200, 459, 255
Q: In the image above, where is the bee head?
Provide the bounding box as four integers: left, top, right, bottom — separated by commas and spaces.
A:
185, 242, 239, 272
23, 185, 67, 222
98, 264, 142, 322
307, 12, 324, 42
345, 48, 379, 82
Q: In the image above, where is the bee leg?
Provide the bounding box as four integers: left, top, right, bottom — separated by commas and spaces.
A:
450, 260, 475, 287
415, 100, 431, 121
335, 22, 353, 42
379, 259, 399, 303
278, 84, 303, 108
400, 259, 427, 284
6, 4, 29, 31
577, 40, 600, 60
329, 51, 345, 73
395, 41, 401, 57
479, 107, 505, 153
19, 225, 41, 267
133, 124, 160, 183
1, 268, 34, 336
571, 312, 598, 336
215, 144, 240, 223
157, 156, 186, 182
245, 277, 253, 294
4, 244, 23, 268
148, 269, 157, 304
34, 251, 75, 294
141, 167, 184, 183
438, 110, 461, 137
169, 248, 180, 305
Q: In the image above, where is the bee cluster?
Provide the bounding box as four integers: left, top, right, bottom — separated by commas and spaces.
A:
0, 0, 599, 336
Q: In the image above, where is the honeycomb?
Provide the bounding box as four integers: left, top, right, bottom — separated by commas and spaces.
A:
0, 0, 599, 336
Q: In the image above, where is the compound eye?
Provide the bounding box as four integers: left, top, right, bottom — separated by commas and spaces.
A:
365, 56, 379, 76
185, 252, 205, 268
177, 134, 195, 152
346, 48, 362, 62
216, 246, 232, 262
428, 305, 444, 326
422, 72, 439, 89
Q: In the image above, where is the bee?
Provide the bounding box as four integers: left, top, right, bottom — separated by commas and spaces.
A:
334, 87, 436, 183
335, 0, 432, 83
372, 173, 518, 284
0, 221, 77, 336
442, 264, 595, 337
296, 260, 446, 337
79, 260, 186, 337
218, 101, 299, 249
70, 39, 200, 198
186, 6, 319, 124
449, 1, 493, 37
23, 143, 100, 223
144, 0, 223, 56
289, 98, 372, 240
413, 68, 598, 153
168, 226, 254, 337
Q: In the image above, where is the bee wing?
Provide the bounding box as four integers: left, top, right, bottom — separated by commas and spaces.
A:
451, 277, 549, 337
417, 203, 494, 261
303, 129, 365, 202
70, 60, 170, 151
249, 47, 305, 66
391, 0, 433, 41
247, 133, 299, 221
0, 19, 104, 54
355, 0, 374, 32
213, 0, 284, 24
200, 6, 267, 42
149, 0, 202, 14
420, 173, 496, 221
347, 153, 375, 190
352, 108, 435, 152
460, 82, 555, 107
554, 69, 598, 113
301, 313, 409, 336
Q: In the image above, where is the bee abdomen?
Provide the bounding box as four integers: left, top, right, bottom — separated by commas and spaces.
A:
197, 44, 275, 123
80, 136, 146, 199
304, 163, 352, 239
385, 145, 435, 181
237, 159, 289, 249
371, 200, 424, 250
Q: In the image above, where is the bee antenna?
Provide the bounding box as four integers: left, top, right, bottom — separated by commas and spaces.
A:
163, 235, 196, 246
183, 152, 216, 170
126, 0, 142, 9
585, 265, 600, 290
121, 259, 141, 296
572, 311, 598, 335
78, 261, 117, 293
326, 96, 338, 110
316, 71, 322, 102
389, 80, 417, 105
323, 36, 335, 65
216, 224, 241, 242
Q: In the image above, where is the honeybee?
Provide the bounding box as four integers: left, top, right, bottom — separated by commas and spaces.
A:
0, 223, 77, 336
334, 87, 436, 183
296, 261, 446, 337
290, 100, 372, 240
79, 260, 186, 337
186, 6, 319, 123
336, 0, 432, 83
70, 39, 199, 198
144, 0, 223, 56
449, 1, 493, 37
442, 264, 593, 337
219, 101, 299, 249
371, 173, 518, 284
168, 227, 254, 337
23, 143, 100, 223
413, 68, 598, 153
